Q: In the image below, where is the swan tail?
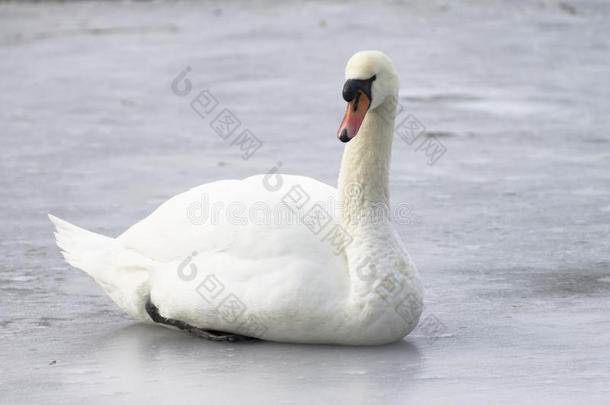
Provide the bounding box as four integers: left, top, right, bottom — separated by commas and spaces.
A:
49, 214, 153, 321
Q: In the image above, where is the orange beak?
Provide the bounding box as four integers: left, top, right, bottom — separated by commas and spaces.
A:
337, 90, 371, 143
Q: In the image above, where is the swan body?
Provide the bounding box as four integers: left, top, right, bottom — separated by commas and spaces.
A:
50, 51, 423, 345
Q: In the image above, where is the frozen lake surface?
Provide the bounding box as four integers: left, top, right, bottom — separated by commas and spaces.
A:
1, 1, 609, 403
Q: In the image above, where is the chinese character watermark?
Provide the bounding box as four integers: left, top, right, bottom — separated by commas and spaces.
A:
172, 66, 263, 160
175, 252, 269, 338
381, 95, 447, 166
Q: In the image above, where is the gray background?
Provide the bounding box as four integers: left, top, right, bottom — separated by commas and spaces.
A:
1, 1, 609, 404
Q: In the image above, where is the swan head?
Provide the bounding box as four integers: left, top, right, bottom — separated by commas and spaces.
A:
337, 50, 399, 143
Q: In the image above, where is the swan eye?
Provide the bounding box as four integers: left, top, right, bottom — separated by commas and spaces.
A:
338, 75, 375, 142
342, 74, 376, 103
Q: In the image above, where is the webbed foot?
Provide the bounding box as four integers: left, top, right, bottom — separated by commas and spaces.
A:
145, 299, 259, 343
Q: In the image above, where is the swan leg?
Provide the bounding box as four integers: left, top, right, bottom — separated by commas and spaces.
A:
145, 299, 259, 343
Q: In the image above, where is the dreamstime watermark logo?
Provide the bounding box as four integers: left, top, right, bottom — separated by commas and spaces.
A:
185, 192, 421, 228
171, 66, 263, 160
179, 166, 445, 343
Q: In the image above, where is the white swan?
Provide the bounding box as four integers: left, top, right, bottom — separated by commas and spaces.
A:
50, 50, 423, 345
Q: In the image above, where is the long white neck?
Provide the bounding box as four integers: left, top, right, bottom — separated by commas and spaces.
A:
338, 98, 395, 229
337, 96, 401, 300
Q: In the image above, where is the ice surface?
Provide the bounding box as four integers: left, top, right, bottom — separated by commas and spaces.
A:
0, 1, 609, 404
